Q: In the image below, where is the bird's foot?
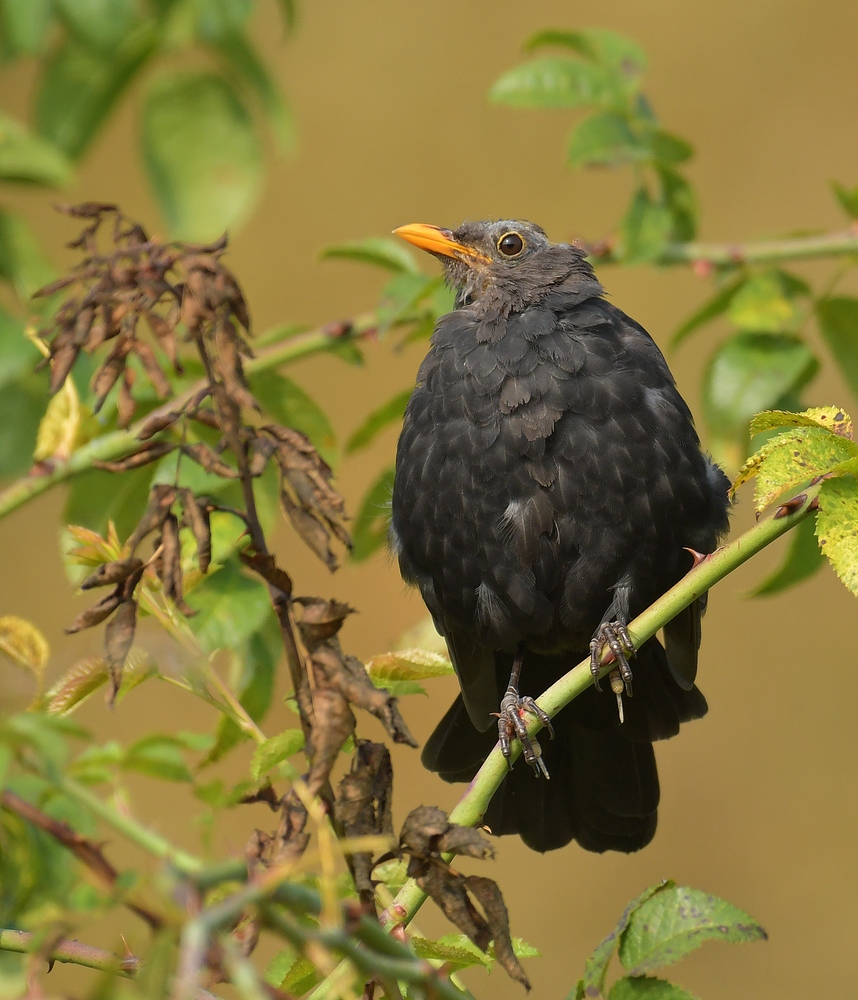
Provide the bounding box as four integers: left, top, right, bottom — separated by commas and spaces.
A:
494, 686, 554, 778
590, 620, 635, 695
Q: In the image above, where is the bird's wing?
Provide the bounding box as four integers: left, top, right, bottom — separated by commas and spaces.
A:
442, 622, 500, 732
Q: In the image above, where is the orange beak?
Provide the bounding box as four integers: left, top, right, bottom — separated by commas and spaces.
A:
394, 223, 491, 264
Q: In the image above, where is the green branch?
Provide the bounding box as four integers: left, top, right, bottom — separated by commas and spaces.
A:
658, 228, 858, 266
0, 928, 138, 977
0, 312, 378, 522
382, 487, 820, 929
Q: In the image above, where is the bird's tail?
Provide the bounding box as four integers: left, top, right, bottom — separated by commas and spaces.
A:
420, 640, 707, 853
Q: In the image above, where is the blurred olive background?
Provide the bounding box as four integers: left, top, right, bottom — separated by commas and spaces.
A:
2, 2, 858, 998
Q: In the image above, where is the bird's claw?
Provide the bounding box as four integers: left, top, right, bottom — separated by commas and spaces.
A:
495, 687, 554, 778
590, 620, 636, 695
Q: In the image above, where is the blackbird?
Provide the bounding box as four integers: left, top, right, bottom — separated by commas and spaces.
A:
390, 220, 730, 853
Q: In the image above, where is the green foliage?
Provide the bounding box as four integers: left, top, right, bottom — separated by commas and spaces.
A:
571, 881, 765, 1000
350, 464, 394, 561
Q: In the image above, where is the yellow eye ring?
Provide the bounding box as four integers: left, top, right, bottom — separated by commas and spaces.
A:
497, 231, 525, 257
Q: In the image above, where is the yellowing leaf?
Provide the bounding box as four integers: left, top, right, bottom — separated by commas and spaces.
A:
749, 406, 853, 440
44, 648, 155, 714
817, 476, 858, 595
0, 616, 49, 680
751, 428, 857, 512
33, 378, 83, 462
364, 647, 454, 697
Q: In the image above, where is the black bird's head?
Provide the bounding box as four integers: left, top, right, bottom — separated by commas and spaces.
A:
394, 219, 602, 314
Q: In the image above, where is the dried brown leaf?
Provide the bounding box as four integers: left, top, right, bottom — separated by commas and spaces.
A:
304, 686, 355, 796
182, 442, 239, 479
126, 484, 176, 553
133, 340, 172, 398
80, 557, 143, 591
65, 590, 122, 634
280, 491, 339, 570
238, 550, 292, 595
92, 440, 176, 473
136, 408, 181, 440
178, 489, 212, 575
104, 599, 137, 704
49, 341, 80, 394
116, 367, 136, 428
294, 598, 353, 647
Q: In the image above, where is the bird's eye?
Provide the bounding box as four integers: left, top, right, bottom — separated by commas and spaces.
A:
497, 232, 525, 257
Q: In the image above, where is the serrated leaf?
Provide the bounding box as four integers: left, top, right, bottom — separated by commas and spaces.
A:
350, 464, 394, 561
280, 956, 319, 995
411, 935, 492, 969
749, 406, 853, 440
186, 560, 272, 653
817, 475, 858, 595
750, 514, 825, 596
567, 112, 648, 168
0, 111, 72, 186
321, 237, 419, 274
36, 30, 156, 160
831, 180, 858, 219
618, 886, 766, 974
727, 271, 805, 332
346, 389, 411, 453
0, 0, 52, 56
523, 28, 647, 75
123, 735, 193, 782
250, 370, 338, 467
44, 656, 109, 714
703, 332, 819, 469
264, 947, 298, 988
746, 427, 857, 512
249, 729, 304, 780
583, 883, 674, 998
364, 647, 453, 697
816, 297, 858, 400
0, 616, 49, 680
489, 56, 623, 109
671, 278, 746, 349
621, 187, 673, 264
610, 976, 698, 1000
142, 71, 262, 240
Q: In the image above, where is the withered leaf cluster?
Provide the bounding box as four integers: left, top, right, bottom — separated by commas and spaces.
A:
399, 806, 531, 990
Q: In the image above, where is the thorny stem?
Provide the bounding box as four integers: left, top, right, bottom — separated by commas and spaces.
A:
0, 929, 138, 977
0, 312, 378, 522
381, 486, 821, 930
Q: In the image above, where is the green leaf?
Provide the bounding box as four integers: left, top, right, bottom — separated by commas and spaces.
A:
142, 70, 263, 240
194, 0, 253, 41
621, 187, 673, 264
350, 464, 394, 562
816, 297, 858, 400
567, 112, 648, 168
264, 947, 298, 988
0, 208, 55, 299
186, 561, 272, 653
489, 57, 623, 110
671, 278, 745, 349
749, 405, 853, 439
280, 956, 320, 995
658, 166, 696, 242
250, 729, 305, 780
364, 648, 453, 697
727, 270, 806, 332
831, 180, 858, 219
64, 464, 157, 539
123, 735, 193, 782
610, 977, 698, 1000
321, 236, 420, 274
54, 0, 140, 53
749, 427, 856, 513
0, 309, 49, 476
212, 31, 294, 151
750, 514, 825, 596
523, 28, 647, 76
346, 389, 412, 454
583, 883, 674, 998
650, 131, 693, 166
36, 30, 156, 160
618, 885, 766, 974
411, 935, 491, 969
0, 111, 72, 186
0, 0, 52, 56
703, 332, 819, 469
817, 475, 858, 595
249, 370, 338, 467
